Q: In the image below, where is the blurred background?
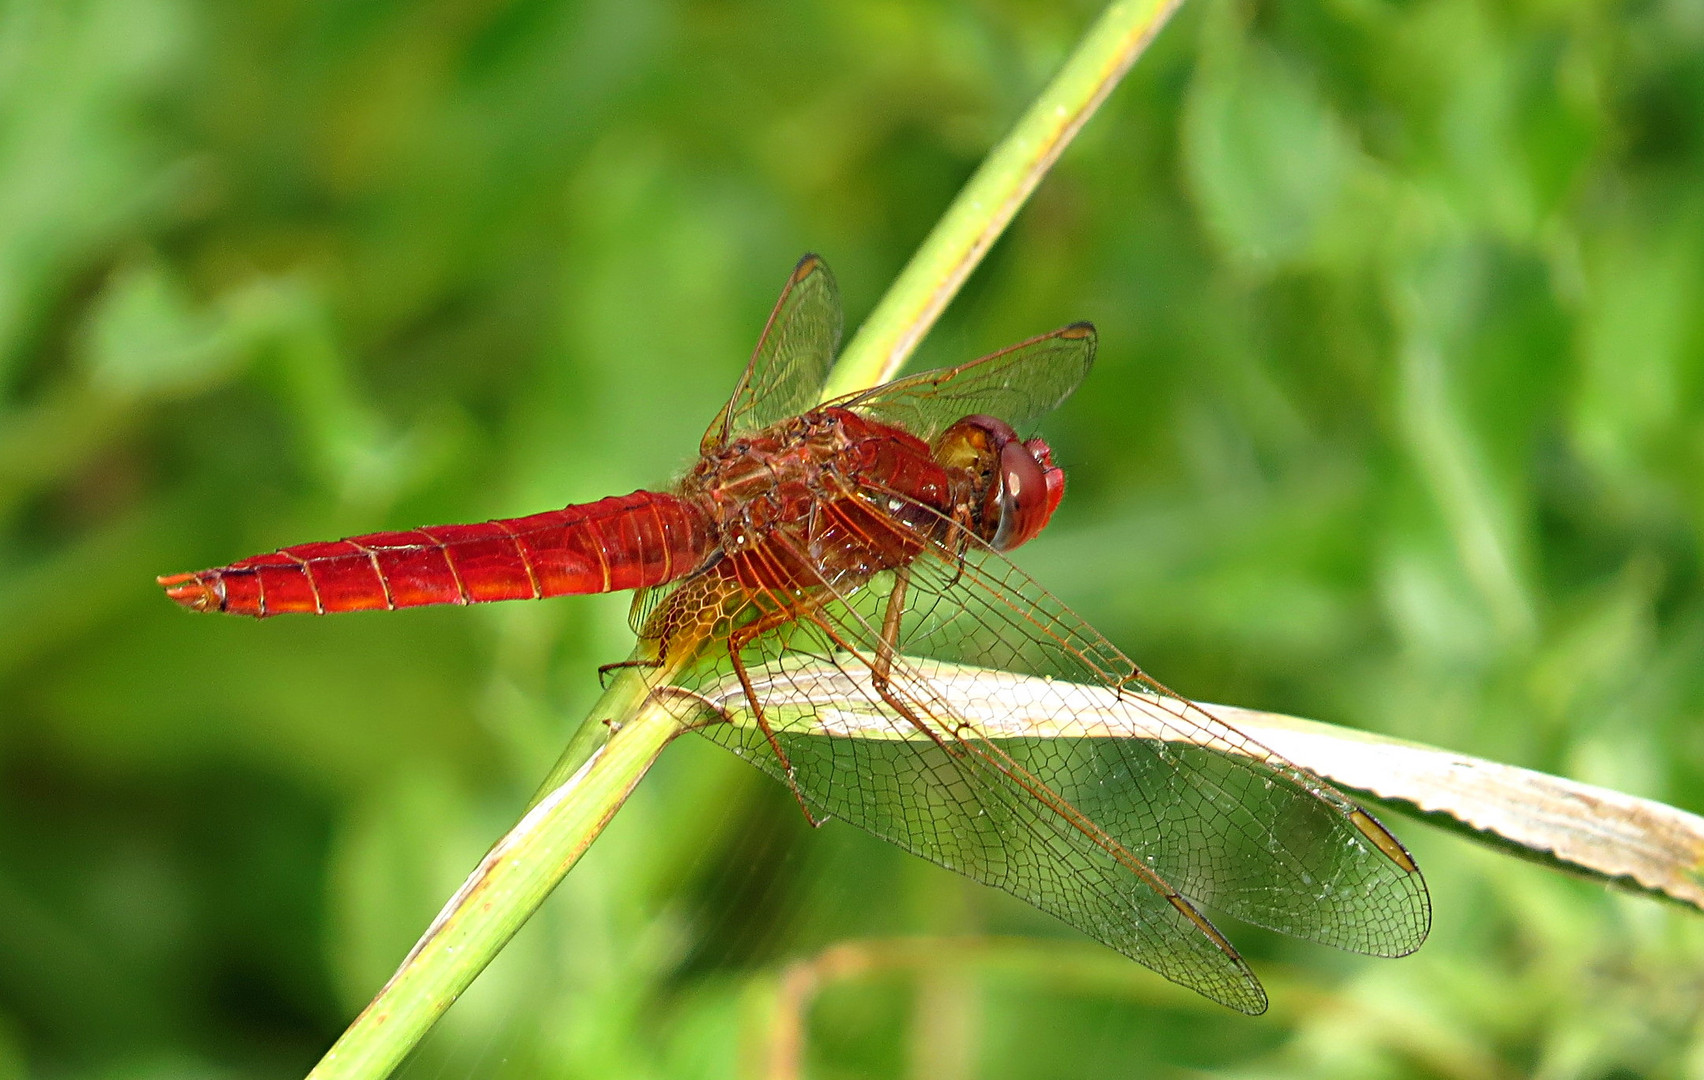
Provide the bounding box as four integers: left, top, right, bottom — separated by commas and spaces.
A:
5, 0, 1704, 1076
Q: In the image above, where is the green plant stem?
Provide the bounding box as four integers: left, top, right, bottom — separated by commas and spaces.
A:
822, 0, 1186, 398
302, 0, 1182, 1075
529, 657, 658, 805
304, 665, 682, 1080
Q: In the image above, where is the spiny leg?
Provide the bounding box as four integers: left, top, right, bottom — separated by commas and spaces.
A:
727, 600, 828, 827
870, 563, 908, 689
800, 500, 965, 758
787, 540, 1248, 967
810, 565, 962, 760
939, 505, 977, 590
597, 657, 662, 688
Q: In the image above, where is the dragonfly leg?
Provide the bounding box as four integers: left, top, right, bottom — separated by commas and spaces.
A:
727, 604, 827, 827
822, 566, 963, 760
648, 684, 735, 732
938, 508, 976, 590
597, 657, 662, 689
870, 564, 907, 688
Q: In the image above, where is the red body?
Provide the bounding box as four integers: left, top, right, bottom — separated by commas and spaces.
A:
154, 262, 1433, 1016
689, 407, 955, 593
160, 492, 715, 617
159, 406, 1054, 618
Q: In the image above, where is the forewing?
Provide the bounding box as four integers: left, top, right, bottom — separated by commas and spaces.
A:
629, 583, 672, 635
838, 323, 1096, 442
677, 555, 1269, 1013
670, 491, 1429, 994
703, 255, 842, 452
864, 534, 1431, 958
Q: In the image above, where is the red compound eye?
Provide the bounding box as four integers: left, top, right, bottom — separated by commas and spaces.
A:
935, 416, 1068, 551
990, 436, 1061, 551
1026, 436, 1065, 525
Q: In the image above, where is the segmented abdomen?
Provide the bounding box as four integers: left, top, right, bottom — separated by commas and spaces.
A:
159, 491, 715, 616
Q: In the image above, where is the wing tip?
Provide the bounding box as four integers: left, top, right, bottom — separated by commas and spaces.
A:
792, 252, 828, 282
1350, 808, 1422, 875
1233, 985, 1271, 1016
1062, 322, 1098, 371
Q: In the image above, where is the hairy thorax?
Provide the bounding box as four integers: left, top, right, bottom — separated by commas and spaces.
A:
681, 407, 965, 591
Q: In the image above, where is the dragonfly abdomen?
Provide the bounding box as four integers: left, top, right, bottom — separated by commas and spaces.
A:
159, 491, 715, 616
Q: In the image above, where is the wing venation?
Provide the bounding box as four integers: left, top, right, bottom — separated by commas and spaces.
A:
704, 254, 842, 452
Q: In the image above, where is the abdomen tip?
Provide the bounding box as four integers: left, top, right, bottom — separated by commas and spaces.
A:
157, 571, 220, 612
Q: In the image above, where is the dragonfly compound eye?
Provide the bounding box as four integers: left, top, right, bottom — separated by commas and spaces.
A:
1026, 436, 1066, 524
934, 415, 1065, 551
989, 436, 1056, 551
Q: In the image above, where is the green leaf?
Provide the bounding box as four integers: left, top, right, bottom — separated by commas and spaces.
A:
1182, 9, 1354, 272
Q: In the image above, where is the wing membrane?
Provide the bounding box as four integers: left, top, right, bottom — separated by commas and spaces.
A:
848, 516, 1431, 957
837, 323, 1096, 442
665, 493, 1429, 1010
704, 255, 841, 453
679, 550, 1268, 1012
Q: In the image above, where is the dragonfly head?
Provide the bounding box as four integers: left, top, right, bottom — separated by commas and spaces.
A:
936, 416, 1066, 552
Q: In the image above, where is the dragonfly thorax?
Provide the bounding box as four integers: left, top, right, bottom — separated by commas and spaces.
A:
680, 404, 1064, 598
683, 407, 960, 588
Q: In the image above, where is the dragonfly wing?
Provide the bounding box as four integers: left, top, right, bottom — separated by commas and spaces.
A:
837, 323, 1096, 443
799, 495, 1432, 957
629, 584, 671, 635
703, 255, 842, 453
670, 493, 1428, 1004
682, 571, 1270, 1013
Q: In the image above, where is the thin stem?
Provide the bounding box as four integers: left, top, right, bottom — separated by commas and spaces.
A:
821, 0, 1186, 398
304, 665, 689, 1080
300, 0, 1182, 1075
529, 656, 657, 805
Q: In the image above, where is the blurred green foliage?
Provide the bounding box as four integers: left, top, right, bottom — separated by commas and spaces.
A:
5, 0, 1704, 1076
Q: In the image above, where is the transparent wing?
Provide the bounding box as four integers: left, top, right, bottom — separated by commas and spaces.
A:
844, 503, 1432, 956
836, 323, 1096, 442
665, 496, 1429, 1012
703, 254, 842, 453
629, 584, 673, 635
673, 552, 1268, 1012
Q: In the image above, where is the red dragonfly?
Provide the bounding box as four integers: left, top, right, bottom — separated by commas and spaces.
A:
160, 255, 1428, 1013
